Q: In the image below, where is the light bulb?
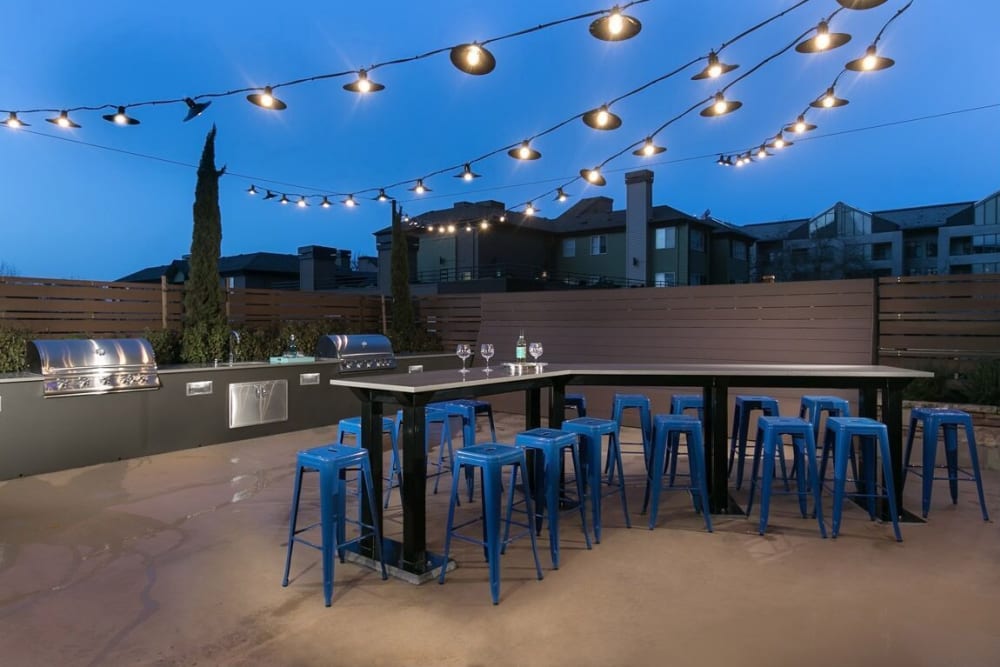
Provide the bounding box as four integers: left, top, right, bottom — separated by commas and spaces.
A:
862, 53, 878, 70
344, 195, 357, 207
795, 119, 806, 133
480, 220, 489, 230
822, 94, 835, 108
415, 182, 426, 194
713, 98, 728, 114
297, 197, 307, 208
587, 169, 600, 183
377, 189, 388, 202
260, 92, 274, 107
321, 197, 331, 208
466, 45, 481, 67
708, 63, 722, 78
447, 224, 456, 233
519, 145, 530, 159
114, 111, 127, 124
773, 133, 786, 148
58, 115, 71, 128
815, 32, 831, 50
596, 109, 609, 126
525, 203, 536, 216
642, 141, 655, 156
609, 11, 624, 35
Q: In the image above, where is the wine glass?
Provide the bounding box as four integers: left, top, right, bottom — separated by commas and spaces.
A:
456, 343, 472, 374
480, 343, 495, 373
528, 342, 543, 364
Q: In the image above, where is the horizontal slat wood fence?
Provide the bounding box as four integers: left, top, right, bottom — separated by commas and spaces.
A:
877, 274, 1000, 375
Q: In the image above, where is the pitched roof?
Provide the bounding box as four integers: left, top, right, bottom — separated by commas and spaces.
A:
873, 202, 973, 229
117, 252, 299, 283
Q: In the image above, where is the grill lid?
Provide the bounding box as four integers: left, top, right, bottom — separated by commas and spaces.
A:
28, 338, 161, 397
315, 334, 397, 372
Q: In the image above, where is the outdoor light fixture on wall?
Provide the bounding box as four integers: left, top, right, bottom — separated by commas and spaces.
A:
449, 42, 496, 75
102, 106, 140, 125
45, 110, 81, 128
343, 69, 385, 93
691, 50, 738, 80
508, 140, 541, 160
583, 104, 622, 130
246, 86, 287, 110
589, 6, 642, 41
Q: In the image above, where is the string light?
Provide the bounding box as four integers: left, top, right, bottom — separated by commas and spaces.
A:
297, 196, 309, 208
4, 112, 28, 128
102, 106, 140, 126
785, 114, 817, 134
343, 69, 385, 94
246, 86, 287, 110
811, 86, 848, 109
343, 194, 358, 207
691, 50, 738, 80
837, 0, 888, 9
633, 136, 666, 156
583, 104, 623, 130
449, 43, 496, 75
580, 167, 607, 186
508, 140, 542, 161
795, 20, 851, 54
376, 190, 390, 202
183, 97, 211, 122
524, 202, 537, 216
409, 179, 430, 194
455, 163, 481, 181
589, 5, 642, 41
700, 92, 741, 117
321, 196, 332, 208
846, 44, 895, 72
555, 188, 570, 202
279, 194, 290, 205
247, 184, 258, 195
45, 110, 81, 128
262, 190, 277, 201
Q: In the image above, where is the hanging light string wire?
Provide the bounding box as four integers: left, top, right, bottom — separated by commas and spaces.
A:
0, 1, 649, 116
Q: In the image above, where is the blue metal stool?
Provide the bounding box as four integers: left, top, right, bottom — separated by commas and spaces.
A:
745, 416, 827, 537
643, 415, 713, 532
561, 417, 632, 542
337, 416, 399, 508
282, 444, 388, 606
392, 407, 455, 500
798, 395, 852, 482
824, 417, 903, 541
728, 395, 784, 490
904, 407, 989, 521
512, 428, 592, 568
436, 399, 498, 448
565, 393, 588, 417
609, 393, 653, 481
439, 444, 544, 605
667, 394, 705, 486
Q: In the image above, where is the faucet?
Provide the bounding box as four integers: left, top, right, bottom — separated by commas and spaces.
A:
228, 330, 241, 364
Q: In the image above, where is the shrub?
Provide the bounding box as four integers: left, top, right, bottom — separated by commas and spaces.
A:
144, 328, 182, 365
963, 359, 1000, 407
0, 326, 29, 373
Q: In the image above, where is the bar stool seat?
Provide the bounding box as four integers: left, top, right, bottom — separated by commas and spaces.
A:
824, 417, 902, 541
439, 443, 543, 605
745, 416, 827, 537
610, 393, 653, 480
512, 428, 592, 569
904, 407, 989, 520
643, 415, 713, 532
561, 417, 632, 542
728, 395, 784, 490
337, 416, 399, 508
282, 444, 388, 606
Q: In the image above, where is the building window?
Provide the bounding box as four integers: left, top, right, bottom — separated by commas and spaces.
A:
731, 240, 748, 261
690, 229, 705, 252
872, 242, 892, 261
562, 238, 576, 258
654, 271, 675, 287
590, 235, 607, 255
972, 233, 1000, 254
655, 227, 676, 249
690, 273, 705, 285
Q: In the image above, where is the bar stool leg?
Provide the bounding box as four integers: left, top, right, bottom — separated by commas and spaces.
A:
963, 421, 991, 521
282, 465, 305, 587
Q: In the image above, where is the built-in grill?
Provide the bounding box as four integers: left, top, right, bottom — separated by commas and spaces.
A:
315, 333, 397, 373
28, 338, 161, 397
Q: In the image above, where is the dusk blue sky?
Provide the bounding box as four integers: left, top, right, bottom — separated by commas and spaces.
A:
2, 0, 998, 281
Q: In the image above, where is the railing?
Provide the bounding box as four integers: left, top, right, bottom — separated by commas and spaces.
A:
414, 263, 648, 289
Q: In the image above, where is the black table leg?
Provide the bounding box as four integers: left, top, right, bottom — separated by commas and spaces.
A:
400, 402, 429, 573
704, 380, 737, 514
360, 399, 384, 560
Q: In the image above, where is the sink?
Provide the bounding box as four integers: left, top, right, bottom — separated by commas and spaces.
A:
269, 356, 316, 365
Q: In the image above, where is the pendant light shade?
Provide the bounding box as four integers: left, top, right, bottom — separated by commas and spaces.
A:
183, 97, 211, 122
454, 163, 481, 180
633, 137, 666, 157
102, 106, 140, 125
263, 190, 277, 200
589, 7, 642, 41
449, 42, 496, 75
837, 0, 888, 9
343, 194, 358, 207
4, 112, 28, 127
343, 69, 385, 93
279, 194, 290, 205
846, 45, 895, 71
691, 51, 739, 80
46, 110, 81, 128
785, 115, 817, 134
554, 188, 570, 202
583, 105, 622, 130
810, 87, 849, 108
321, 196, 332, 208
247, 184, 258, 195
409, 179, 430, 194
247, 86, 287, 110
796, 21, 851, 53
376, 189, 389, 202
580, 167, 607, 186
508, 140, 541, 160
700, 92, 742, 117
768, 131, 793, 149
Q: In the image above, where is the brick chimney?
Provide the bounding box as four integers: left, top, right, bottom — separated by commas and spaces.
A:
625, 169, 653, 285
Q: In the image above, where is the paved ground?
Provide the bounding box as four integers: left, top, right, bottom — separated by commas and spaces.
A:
2, 413, 998, 666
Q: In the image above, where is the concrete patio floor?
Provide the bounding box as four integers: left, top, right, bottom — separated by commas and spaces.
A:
2, 412, 998, 667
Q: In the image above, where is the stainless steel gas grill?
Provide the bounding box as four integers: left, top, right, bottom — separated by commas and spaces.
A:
315, 334, 397, 373
27, 338, 161, 397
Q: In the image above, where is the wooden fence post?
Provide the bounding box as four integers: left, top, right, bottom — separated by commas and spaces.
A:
160, 275, 168, 329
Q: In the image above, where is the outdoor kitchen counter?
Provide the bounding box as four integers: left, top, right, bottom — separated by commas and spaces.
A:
331, 362, 932, 578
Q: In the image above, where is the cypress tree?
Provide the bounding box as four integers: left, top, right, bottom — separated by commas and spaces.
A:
181, 125, 227, 362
